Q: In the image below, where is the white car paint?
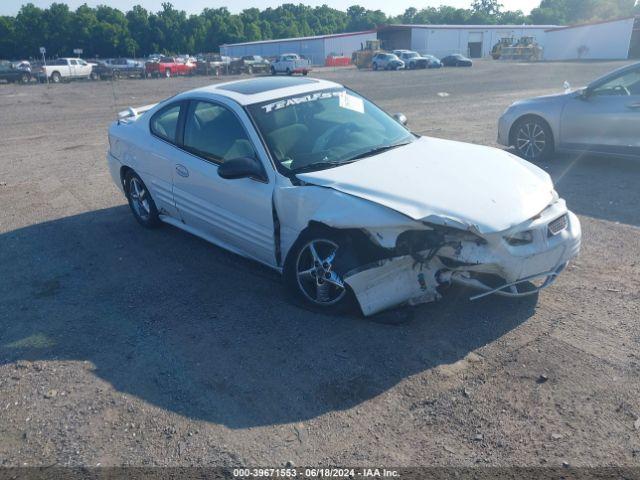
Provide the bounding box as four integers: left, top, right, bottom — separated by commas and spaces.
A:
108, 77, 581, 316
297, 136, 555, 234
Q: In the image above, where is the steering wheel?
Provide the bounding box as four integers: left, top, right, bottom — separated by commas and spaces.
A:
312, 122, 363, 154
612, 85, 630, 96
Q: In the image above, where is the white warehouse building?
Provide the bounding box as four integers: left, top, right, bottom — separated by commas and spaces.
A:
544, 17, 639, 61
220, 30, 377, 66
377, 24, 556, 59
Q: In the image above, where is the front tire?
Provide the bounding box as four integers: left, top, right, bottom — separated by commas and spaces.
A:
512, 116, 554, 162
124, 171, 161, 229
20, 73, 30, 84
164, 68, 171, 78
284, 229, 356, 313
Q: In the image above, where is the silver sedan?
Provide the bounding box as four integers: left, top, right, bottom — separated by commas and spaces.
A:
498, 62, 640, 161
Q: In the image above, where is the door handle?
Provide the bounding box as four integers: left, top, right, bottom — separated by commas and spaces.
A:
175, 164, 189, 177
627, 103, 640, 109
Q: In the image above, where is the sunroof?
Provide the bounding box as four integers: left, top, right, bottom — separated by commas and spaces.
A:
217, 77, 319, 95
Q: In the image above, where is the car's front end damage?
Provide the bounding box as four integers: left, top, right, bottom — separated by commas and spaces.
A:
276, 136, 582, 316
341, 198, 580, 316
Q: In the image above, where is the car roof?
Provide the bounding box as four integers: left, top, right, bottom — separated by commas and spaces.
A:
186, 77, 342, 106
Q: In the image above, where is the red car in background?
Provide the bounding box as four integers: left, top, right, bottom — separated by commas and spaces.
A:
145, 56, 195, 78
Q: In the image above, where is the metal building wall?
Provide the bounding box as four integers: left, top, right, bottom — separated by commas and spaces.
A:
544, 18, 635, 60
323, 32, 377, 59
221, 38, 325, 65
409, 27, 551, 58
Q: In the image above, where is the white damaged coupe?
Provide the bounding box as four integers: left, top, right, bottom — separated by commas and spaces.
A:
107, 77, 581, 315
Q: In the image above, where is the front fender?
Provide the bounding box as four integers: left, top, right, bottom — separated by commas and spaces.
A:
274, 185, 423, 261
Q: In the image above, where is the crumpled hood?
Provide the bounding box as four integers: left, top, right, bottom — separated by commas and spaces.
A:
297, 136, 555, 234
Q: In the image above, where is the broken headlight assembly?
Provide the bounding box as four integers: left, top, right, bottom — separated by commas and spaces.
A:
504, 230, 534, 246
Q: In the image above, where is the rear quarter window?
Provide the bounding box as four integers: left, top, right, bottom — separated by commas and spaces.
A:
150, 103, 182, 144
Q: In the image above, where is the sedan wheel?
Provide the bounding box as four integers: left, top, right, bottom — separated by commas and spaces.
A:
514, 118, 553, 161
125, 171, 161, 228
295, 239, 347, 306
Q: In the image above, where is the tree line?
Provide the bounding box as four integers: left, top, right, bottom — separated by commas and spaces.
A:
0, 0, 638, 60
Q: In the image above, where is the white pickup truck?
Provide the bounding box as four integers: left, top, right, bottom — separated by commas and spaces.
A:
36, 57, 97, 83
270, 53, 311, 76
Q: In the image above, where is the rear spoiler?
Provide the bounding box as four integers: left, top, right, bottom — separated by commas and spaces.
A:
117, 103, 157, 125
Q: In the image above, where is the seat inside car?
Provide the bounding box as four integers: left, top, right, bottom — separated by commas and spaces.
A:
263, 107, 309, 164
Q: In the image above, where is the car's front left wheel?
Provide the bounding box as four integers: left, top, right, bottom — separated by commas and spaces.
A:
512, 116, 554, 162
284, 229, 357, 313
124, 170, 161, 229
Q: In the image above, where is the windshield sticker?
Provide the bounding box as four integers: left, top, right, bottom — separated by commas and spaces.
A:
261, 91, 344, 114
338, 91, 365, 114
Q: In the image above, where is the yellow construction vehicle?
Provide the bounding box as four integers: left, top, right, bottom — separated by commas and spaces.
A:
352, 39, 383, 69
491, 37, 514, 60
499, 36, 543, 62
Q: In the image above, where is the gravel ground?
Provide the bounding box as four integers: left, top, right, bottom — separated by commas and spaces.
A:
0, 60, 639, 468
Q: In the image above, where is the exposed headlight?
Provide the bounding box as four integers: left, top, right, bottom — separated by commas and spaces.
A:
504, 230, 534, 246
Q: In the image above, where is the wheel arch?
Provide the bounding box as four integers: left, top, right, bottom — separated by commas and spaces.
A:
509, 113, 556, 149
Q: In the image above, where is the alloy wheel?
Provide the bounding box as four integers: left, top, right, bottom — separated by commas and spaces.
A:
295, 239, 346, 306
516, 122, 547, 160
128, 177, 151, 221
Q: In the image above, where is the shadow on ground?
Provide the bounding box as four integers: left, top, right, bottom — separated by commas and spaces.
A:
0, 205, 538, 428
534, 152, 640, 228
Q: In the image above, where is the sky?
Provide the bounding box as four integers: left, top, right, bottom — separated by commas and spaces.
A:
0, 0, 541, 17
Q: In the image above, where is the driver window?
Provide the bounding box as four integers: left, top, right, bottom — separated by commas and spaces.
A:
183, 101, 256, 163
593, 68, 640, 96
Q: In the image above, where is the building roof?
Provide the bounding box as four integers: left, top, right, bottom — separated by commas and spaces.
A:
185, 77, 342, 106
545, 16, 637, 33
221, 30, 377, 48
379, 24, 558, 30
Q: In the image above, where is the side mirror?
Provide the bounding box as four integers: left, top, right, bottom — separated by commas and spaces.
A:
393, 113, 408, 126
579, 87, 592, 100
217, 157, 265, 181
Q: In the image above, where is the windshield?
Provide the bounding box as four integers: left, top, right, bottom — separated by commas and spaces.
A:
247, 88, 414, 174
406, 52, 419, 58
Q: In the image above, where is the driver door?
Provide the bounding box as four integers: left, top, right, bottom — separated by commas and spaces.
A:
560, 65, 640, 156
171, 99, 276, 267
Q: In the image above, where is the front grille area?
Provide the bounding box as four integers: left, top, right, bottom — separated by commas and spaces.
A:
548, 214, 568, 237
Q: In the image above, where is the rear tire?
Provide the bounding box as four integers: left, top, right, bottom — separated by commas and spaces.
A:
372, 62, 378, 71
51, 72, 61, 83
164, 68, 171, 78
20, 73, 30, 84
124, 170, 162, 229
512, 116, 554, 162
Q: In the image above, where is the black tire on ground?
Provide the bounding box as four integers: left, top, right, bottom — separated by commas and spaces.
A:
302, 70, 308, 76
511, 116, 555, 162
20, 73, 30, 84
286, 68, 292, 76
123, 170, 162, 229
90, 71, 98, 81
372, 62, 378, 71
164, 69, 171, 78
271, 66, 276, 75
51, 72, 61, 83
283, 227, 358, 314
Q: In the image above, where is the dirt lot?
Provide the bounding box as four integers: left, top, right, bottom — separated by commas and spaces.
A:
1, 60, 639, 468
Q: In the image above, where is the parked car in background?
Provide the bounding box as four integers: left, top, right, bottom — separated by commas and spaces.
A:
145, 56, 195, 78
107, 77, 580, 316
499, 62, 640, 161
0, 60, 31, 83
441, 54, 473, 67
12, 60, 32, 72
270, 54, 311, 76
229, 55, 271, 75
34, 57, 97, 83
371, 53, 404, 71
423, 55, 443, 68
94, 58, 145, 80
195, 53, 228, 76
393, 50, 428, 69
